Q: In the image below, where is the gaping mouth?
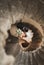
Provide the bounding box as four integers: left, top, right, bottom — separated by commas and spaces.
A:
22, 42, 29, 48
19, 41, 31, 51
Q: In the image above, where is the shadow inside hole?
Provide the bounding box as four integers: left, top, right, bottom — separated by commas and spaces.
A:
4, 30, 20, 57
6, 30, 18, 43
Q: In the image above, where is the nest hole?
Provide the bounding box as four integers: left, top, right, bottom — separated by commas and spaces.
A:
15, 21, 42, 50
4, 20, 43, 55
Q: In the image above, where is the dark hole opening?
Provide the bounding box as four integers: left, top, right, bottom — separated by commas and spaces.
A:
4, 20, 42, 54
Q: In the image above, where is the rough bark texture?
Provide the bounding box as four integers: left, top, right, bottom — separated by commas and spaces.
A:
0, 0, 44, 65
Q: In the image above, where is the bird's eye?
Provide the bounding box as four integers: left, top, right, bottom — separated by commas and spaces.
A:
23, 27, 28, 32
